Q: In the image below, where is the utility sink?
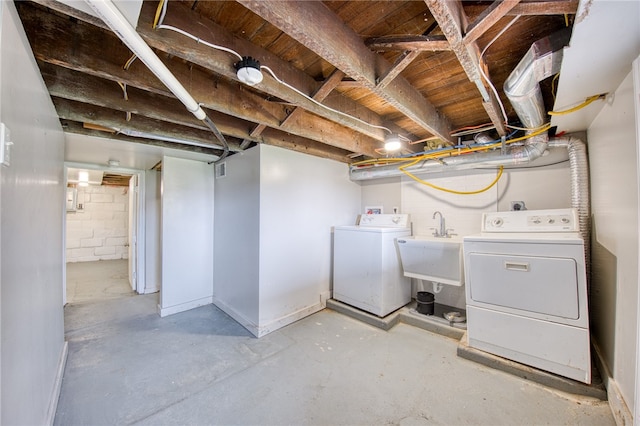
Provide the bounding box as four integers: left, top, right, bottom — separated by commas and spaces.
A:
396, 235, 464, 286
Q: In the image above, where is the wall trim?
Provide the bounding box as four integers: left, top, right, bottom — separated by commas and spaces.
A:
256, 302, 324, 338
158, 296, 212, 317
46, 341, 68, 426
593, 340, 633, 425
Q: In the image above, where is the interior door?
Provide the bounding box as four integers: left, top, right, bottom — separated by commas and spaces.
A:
160, 156, 214, 317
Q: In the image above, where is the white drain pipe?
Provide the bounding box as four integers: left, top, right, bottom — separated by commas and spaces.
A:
84, 0, 229, 162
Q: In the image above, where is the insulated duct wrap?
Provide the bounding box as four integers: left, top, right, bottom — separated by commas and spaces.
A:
549, 137, 591, 269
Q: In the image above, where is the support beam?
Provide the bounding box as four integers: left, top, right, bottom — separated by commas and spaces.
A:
376, 51, 421, 90
44, 64, 364, 161
18, 2, 380, 158
464, 0, 521, 45
62, 120, 221, 156
280, 69, 345, 128
365, 35, 450, 52
135, 1, 393, 143
424, 0, 507, 135
237, 0, 455, 144
53, 97, 236, 150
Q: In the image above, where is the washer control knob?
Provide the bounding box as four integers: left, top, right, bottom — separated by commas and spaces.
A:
532, 217, 541, 224
392, 216, 400, 224
561, 217, 570, 224
491, 217, 503, 227
548, 218, 555, 224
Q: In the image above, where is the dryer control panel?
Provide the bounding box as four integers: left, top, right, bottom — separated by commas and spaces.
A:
482, 209, 578, 233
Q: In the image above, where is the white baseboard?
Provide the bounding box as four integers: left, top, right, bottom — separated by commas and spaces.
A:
256, 302, 324, 337
592, 341, 633, 425
46, 341, 68, 426
158, 296, 213, 317
212, 297, 325, 338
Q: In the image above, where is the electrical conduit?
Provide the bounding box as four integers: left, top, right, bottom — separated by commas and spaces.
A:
84, 0, 229, 163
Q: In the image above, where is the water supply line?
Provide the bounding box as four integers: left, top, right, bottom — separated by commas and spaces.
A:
84, 0, 229, 163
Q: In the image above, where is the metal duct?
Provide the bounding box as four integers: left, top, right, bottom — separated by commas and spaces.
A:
349, 138, 548, 180
504, 29, 572, 128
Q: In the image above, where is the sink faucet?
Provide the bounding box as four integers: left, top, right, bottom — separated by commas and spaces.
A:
432, 211, 446, 237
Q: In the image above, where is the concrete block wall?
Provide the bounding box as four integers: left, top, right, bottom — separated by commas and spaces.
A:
66, 184, 130, 262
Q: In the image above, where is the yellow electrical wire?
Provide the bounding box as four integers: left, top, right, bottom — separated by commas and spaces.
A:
153, 0, 166, 29
548, 95, 605, 116
116, 81, 129, 101
123, 54, 137, 70
351, 124, 551, 168
400, 163, 504, 195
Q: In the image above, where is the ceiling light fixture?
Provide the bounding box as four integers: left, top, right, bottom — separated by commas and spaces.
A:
235, 56, 263, 86
78, 170, 89, 187
384, 134, 402, 152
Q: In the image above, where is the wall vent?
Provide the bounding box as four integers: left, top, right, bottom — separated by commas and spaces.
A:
215, 161, 227, 178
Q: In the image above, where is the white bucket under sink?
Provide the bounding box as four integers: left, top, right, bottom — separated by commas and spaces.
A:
396, 235, 464, 286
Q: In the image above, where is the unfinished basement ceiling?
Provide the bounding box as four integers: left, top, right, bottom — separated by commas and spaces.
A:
16, 0, 577, 163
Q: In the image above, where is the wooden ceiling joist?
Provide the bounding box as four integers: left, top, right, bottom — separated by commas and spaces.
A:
424, 0, 508, 136
365, 35, 450, 52
135, 1, 395, 144
19, 2, 380, 158
237, 0, 455, 144
464, 0, 522, 45
19, 0, 577, 163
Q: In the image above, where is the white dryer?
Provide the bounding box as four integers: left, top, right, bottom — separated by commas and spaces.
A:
333, 214, 411, 317
463, 209, 591, 383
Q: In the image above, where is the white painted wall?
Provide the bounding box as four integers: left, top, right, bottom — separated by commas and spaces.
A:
66, 185, 130, 262
160, 156, 215, 317
589, 69, 638, 418
360, 177, 402, 215
144, 169, 161, 294
214, 145, 360, 336
213, 148, 261, 328
258, 145, 361, 332
0, 2, 66, 424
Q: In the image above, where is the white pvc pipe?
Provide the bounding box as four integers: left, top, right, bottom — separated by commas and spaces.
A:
84, 0, 206, 121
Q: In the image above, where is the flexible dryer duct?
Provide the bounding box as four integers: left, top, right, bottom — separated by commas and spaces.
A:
549, 137, 591, 270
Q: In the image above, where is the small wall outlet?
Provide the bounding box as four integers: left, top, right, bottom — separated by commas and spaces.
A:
510, 201, 526, 211
392, 206, 400, 214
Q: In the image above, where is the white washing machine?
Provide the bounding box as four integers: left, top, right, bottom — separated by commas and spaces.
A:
463, 209, 591, 383
333, 214, 411, 317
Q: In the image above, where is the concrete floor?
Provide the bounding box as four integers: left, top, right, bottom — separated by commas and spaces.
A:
56, 260, 615, 425
66, 259, 134, 304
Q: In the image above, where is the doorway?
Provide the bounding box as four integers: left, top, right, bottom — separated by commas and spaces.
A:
63, 163, 146, 305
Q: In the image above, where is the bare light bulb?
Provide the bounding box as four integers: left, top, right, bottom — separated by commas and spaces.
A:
384, 134, 402, 152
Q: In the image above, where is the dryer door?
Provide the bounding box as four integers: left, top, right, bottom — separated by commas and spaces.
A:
467, 252, 579, 319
